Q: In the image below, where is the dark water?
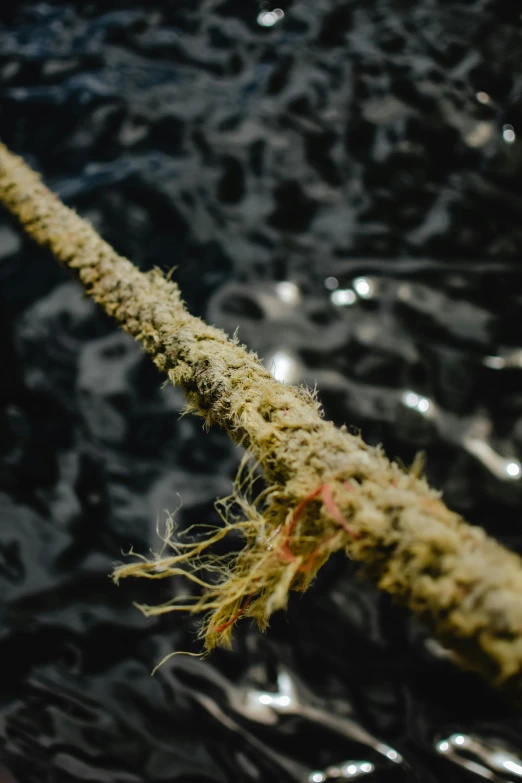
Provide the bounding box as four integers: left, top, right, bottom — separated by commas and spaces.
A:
2, 2, 522, 781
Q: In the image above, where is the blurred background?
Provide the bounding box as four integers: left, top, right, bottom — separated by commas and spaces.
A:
2, 1, 522, 781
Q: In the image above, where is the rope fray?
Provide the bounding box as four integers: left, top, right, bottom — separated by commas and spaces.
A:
112, 459, 359, 655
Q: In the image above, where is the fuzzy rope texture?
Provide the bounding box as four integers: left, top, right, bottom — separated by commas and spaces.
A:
2, 140, 522, 695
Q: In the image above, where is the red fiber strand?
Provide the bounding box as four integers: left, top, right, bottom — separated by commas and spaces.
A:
321, 484, 358, 537
286, 486, 323, 537
214, 594, 254, 634
279, 481, 358, 566
279, 485, 324, 563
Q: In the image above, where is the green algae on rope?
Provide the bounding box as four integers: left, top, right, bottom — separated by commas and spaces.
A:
3, 140, 522, 697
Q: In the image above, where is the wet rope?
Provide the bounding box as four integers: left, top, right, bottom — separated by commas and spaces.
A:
2, 140, 522, 697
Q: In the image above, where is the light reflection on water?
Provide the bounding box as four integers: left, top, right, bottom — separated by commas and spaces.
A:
257, 8, 285, 27
437, 733, 522, 781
